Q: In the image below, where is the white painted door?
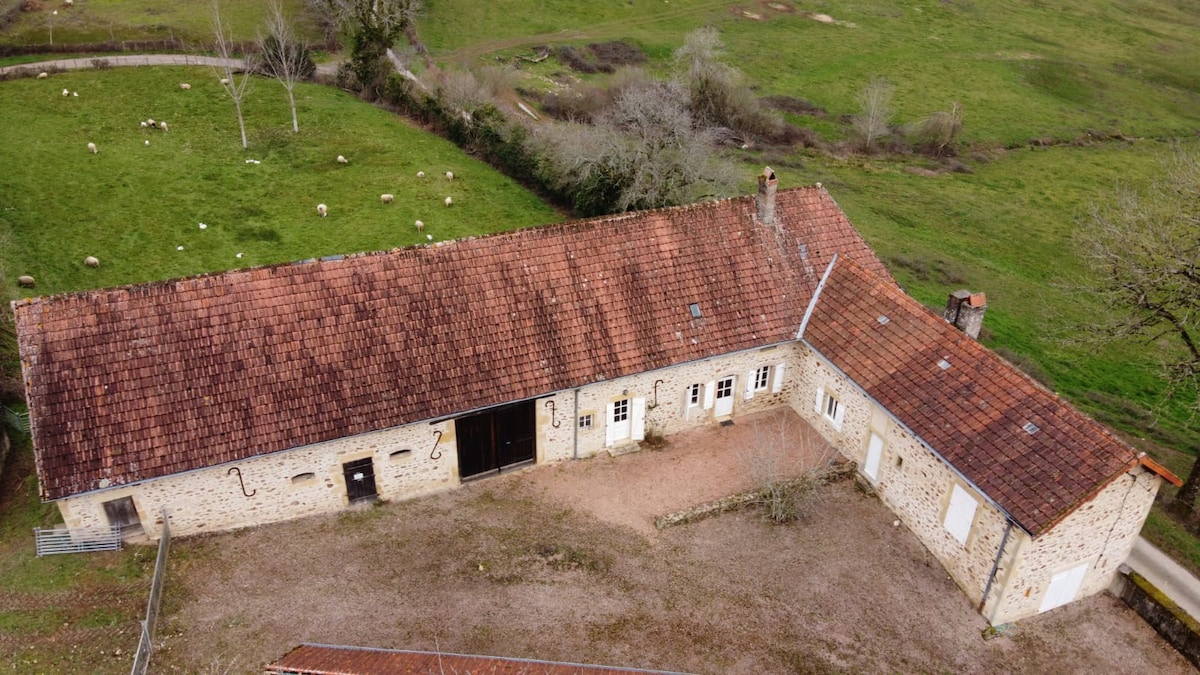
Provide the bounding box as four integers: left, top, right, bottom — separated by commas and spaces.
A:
714, 376, 735, 417
1039, 563, 1088, 613
864, 432, 884, 482
606, 398, 631, 447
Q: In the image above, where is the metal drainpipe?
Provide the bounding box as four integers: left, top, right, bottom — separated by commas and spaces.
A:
979, 519, 1015, 615
572, 387, 580, 460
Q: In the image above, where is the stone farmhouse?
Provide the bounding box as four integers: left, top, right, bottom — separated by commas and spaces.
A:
13, 169, 1178, 625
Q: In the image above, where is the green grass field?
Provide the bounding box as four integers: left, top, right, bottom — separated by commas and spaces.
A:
0, 0, 322, 47
0, 66, 561, 295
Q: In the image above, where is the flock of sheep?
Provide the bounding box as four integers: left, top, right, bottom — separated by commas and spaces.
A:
14, 74, 464, 289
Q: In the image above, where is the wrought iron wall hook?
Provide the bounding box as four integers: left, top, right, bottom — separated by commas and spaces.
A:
227, 466, 256, 497
430, 429, 443, 460
651, 379, 664, 409
544, 399, 560, 428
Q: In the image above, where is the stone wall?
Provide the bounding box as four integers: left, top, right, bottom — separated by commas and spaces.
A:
1114, 568, 1200, 669
57, 342, 805, 539
988, 466, 1159, 623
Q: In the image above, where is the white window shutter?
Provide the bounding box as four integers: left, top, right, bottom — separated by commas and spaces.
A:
605, 402, 616, 448
833, 401, 846, 431
772, 363, 786, 393
703, 381, 716, 410
944, 484, 979, 545
631, 397, 646, 441
744, 370, 756, 400
813, 387, 824, 415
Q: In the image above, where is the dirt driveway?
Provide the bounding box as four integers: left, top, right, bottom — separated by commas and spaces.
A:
154, 409, 1189, 673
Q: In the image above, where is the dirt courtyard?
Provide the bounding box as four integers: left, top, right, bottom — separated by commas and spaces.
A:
154, 410, 1189, 673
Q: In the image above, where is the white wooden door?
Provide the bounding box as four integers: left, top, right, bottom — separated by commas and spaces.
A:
606, 398, 631, 447
714, 376, 735, 417
1039, 563, 1088, 613
864, 432, 884, 482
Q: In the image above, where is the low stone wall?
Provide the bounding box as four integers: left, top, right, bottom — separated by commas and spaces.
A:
1114, 565, 1200, 669
655, 458, 855, 529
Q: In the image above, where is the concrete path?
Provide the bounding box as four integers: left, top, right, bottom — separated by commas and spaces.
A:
0, 54, 343, 77
1126, 536, 1200, 622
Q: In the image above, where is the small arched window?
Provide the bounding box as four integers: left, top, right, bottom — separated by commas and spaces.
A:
389, 449, 413, 460
291, 472, 316, 484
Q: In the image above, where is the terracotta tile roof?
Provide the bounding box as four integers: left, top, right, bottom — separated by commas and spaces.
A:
802, 256, 1140, 536
266, 643, 688, 674
15, 186, 888, 500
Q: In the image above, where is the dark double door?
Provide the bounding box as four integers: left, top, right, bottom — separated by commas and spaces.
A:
456, 400, 536, 479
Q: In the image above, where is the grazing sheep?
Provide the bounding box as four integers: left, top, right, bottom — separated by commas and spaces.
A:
380, 194, 394, 204
72, 91, 77, 97
159, 121, 167, 132
17, 275, 35, 288
37, 72, 48, 79
84, 256, 99, 268
147, 118, 156, 128
317, 203, 328, 217
145, 140, 150, 147
445, 171, 454, 181
444, 196, 453, 207
140, 121, 148, 128
220, 78, 230, 86
336, 155, 348, 164
87, 142, 97, 154
62, 88, 69, 96
415, 220, 424, 232
179, 83, 191, 90
416, 171, 425, 178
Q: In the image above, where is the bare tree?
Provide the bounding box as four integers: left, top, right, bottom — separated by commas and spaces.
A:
322, 0, 420, 88
853, 77, 894, 151
258, 0, 314, 133
913, 101, 964, 156
672, 26, 780, 140
212, 0, 256, 149
534, 80, 737, 216
1075, 144, 1200, 518
737, 413, 836, 523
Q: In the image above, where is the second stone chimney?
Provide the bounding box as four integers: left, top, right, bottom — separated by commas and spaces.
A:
756, 166, 778, 225
944, 290, 987, 339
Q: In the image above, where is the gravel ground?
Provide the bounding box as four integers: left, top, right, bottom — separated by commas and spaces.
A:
153, 409, 1190, 673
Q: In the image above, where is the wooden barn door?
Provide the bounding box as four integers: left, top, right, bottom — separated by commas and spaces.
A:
456, 400, 536, 480
342, 457, 378, 503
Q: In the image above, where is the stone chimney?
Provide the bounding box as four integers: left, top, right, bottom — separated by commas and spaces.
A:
756, 166, 778, 225
944, 290, 987, 339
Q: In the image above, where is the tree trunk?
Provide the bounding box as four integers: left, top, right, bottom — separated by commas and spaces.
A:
235, 102, 248, 149
1171, 456, 1200, 522
288, 88, 298, 133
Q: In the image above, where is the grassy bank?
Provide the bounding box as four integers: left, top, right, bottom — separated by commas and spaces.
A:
0, 66, 561, 296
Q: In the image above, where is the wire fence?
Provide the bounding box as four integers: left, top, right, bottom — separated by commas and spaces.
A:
130, 509, 170, 675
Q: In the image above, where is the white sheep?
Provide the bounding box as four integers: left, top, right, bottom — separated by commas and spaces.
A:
336, 155, 348, 164
84, 256, 99, 268
140, 121, 148, 128
17, 275, 34, 288
317, 203, 328, 217
219, 78, 230, 86
72, 91, 77, 97
380, 194, 394, 204
147, 118, 156, 128
179, 83, 191, 90
145, 140, 150, 147
37, 72, 48, 79
159, 121, 168, 132
445, 171, 454, 181
415, 220, 424, 232
444, 196, 453, 207
62, 88, 69, 96
87, 142, 97, 154
417, 171, 425, 178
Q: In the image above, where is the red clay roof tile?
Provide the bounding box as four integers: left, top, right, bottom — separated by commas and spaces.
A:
17, 187, 886, 500
803, 256, 1141, 536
